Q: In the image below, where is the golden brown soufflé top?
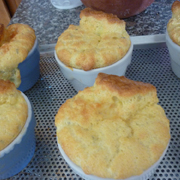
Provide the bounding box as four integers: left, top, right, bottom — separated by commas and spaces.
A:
55, 73, 170, 179
0, 23, 36, 87
0, 80, 28, 151
167, 1, 180, 46
55, 8, 131, 71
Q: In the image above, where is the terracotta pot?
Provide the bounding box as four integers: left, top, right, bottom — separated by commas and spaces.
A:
81, 0, 154, 18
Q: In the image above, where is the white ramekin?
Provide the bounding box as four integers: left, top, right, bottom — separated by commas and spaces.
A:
165, 30, 180, 78
17, 38, 40, 92
55, 41, 133, 92
0, 93, 36, 180
57, 141, 169, 180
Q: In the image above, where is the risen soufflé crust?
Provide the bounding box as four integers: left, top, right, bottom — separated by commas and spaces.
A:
55, 73, 170, 179
167, 1, 180, 45
0, 23, 36, 87
55, 8, 131, 71
0, 80, 28, 151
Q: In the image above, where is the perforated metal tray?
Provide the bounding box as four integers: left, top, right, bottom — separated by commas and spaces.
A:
8, 44, 180, 180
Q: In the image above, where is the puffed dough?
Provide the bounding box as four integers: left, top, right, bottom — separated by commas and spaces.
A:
167, 1, 180, 45
0, 80, 28, 151
55, 8, 131, 71
55, 73, 170, 179
0, 23, 36, 87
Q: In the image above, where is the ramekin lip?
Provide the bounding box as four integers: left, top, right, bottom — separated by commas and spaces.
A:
27, 38, 38, 57
54, 40, 133, 74
57, 138, 170, 180
0, 92, 32, 158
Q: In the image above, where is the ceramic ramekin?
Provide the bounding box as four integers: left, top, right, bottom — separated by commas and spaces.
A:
165, 30, 180, 78
17, 38, 40, 92
58, 140, 169, 180
54, 41, 133, 92
0, 93, 36, 180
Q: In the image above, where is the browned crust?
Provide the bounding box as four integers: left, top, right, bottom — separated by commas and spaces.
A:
0, 23, 36, 71
171, 0, 180, 17
55, 73, 170, 179
0, 79, 16, 94
0, 23, 36, 87
80, 7, 125, 26
95, 73, 157, 97
0, 80, 28, 150
167, 1, 180, 45
55, 8, 131, 71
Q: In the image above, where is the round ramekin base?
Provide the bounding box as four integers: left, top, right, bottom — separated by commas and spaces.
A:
18, 38, 40, 92
58, 141, 169, 180
165, 30, 180, 78
55, 41, 133, 92
0, 93, 36, 180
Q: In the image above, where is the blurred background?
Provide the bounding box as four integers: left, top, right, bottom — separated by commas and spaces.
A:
0, 0, 175, 46
0, 0, 21, 27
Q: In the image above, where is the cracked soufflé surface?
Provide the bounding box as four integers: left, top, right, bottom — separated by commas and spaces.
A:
167, 0, 180, 46
55, 73, 170, 179
55, 8, 131, 71
0, 80, 28, 151
0, 23, 36, 87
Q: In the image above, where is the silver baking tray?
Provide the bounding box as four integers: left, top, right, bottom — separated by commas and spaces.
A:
9, 35, 180, 180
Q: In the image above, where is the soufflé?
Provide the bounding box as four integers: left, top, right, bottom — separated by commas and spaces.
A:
167, 0, 180, 46
55, 8, 131, 71
0, 23, 36, 87
55, 73, 170, 179
0, 80, 28, 151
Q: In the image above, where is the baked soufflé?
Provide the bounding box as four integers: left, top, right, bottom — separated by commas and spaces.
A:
55, 73, 170, 179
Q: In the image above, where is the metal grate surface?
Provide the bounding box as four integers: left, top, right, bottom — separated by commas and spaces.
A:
9, 47, 180, 180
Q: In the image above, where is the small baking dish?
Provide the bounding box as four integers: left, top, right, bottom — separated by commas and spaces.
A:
0, 93, 36, 179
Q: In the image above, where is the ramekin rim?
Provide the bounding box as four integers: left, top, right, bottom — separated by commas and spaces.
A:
27, 38, 38, 57
57, 138, 170, 180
